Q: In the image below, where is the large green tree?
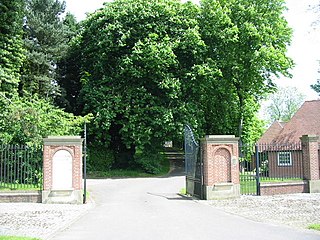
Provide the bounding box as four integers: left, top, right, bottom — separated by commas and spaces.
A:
78, 0, 205, 170
20, 0, 75, 99
55, 12, 81, 113
199, 0, 293, 139
0, 0, 25, 95
69, 0, 293, 171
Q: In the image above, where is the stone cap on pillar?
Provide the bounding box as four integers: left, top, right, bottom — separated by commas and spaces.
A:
201, 135, 240, 144
43, 136, 83, 146
300, 135, 319, 143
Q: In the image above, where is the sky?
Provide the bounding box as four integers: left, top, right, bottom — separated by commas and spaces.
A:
65, 0, 320, 101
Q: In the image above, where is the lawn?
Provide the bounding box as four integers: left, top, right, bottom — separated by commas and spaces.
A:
0, 182, 41, 191
308, 224, 320, 231
87, 169, 153, 178
240, 174, 303, 195
0, 236, 40, 240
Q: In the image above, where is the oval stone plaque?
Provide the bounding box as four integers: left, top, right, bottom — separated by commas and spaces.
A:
52, 150, 73, 190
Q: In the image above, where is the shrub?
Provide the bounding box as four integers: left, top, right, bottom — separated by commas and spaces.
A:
0, 95, 91, 146
134, 151, 165, 174
87, 144, 115, 171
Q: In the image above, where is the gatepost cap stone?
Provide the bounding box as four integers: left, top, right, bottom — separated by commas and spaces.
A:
201, 135, 240, 143
43, 136, 83, 146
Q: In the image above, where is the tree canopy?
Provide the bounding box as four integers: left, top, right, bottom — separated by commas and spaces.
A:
0, 0, 88, 146
62, 0, 294, 171
0, 0, 294, 173
199, 0, 293, 137
0, 0, 25, 95
20, 0, 75, 99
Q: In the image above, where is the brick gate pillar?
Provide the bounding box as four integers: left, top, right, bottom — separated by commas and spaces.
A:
300, 135, 320, 193
42, 136, 84, 204
201, 135, 240, 199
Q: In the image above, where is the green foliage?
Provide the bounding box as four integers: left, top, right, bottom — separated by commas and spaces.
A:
87, 144, 115, 171
0, 237, 40, 240
134, 151, 166, 174
241, 97, 266, 145
55, 13, 81, 113
87, 169, 152, 179
199, 0, 293, 139
64, 0, 293, 170
79, 0, 204, 162
0, 0, 25, 94
20, 0, 77, 99
308, 223, 320, 231
0, 94, 90, 146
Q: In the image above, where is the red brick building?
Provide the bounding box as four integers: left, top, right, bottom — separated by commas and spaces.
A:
258, 100, 320, 178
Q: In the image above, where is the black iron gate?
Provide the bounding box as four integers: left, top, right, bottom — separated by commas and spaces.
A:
184, 125, 203, 199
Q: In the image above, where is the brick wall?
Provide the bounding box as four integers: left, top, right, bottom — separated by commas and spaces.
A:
260, 181, 308, 195
0, 191, 41, 203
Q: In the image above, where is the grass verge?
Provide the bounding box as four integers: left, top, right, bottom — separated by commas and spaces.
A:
87, 169, 154, 178
179, 188, 186, 195
0, 183, 41, 191
308, 224, 320, 231
0, 236, 41, 240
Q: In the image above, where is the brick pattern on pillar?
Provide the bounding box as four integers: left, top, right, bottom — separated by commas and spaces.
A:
214, 148, 231, 183
43, 145, 52, 191
202, 136, 240, 186
73, 145, 82, 190
301, 135, 320, 180
43, 145, 82, 190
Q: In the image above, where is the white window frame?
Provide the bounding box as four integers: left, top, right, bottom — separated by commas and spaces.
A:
277, 151, 292, 166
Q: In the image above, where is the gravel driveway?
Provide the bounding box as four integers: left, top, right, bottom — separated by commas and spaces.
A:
0, 202, 93, 239
205, 193, 320, 231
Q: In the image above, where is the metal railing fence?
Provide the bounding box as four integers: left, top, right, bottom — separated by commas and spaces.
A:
240, 142, 303, 195
0, 145, 43, 190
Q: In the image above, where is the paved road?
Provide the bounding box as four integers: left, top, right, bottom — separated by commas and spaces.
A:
50, 175, 319, 240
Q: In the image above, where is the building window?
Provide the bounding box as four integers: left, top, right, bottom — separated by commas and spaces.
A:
277, 152, 292, 166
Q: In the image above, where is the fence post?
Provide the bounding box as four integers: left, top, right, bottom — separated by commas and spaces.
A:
83, 122, 87, 204
42, 136, 84, 204
255, 144, 260, 196
201, 135, 240, 199
300, 135, 320, 193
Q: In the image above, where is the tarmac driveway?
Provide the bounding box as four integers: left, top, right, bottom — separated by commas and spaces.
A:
50, 175, 319, 240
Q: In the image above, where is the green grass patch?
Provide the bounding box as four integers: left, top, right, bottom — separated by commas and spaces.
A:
179, 188, 186, 195
0, 182, 41, 191
240, 180, 257, 195
87, 169, 153, 178
308, 224, 320, 231
0, 236, 41, 240
240, 174, 303, 195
